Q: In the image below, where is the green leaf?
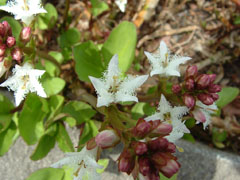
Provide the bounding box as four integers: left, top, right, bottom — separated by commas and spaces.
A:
59, 28, 81, 48
73, 41, 104, 82
62, 101, 96, 124
234, 16, 240, 25
160, 173, 177, 180
0, 121, 18, 156
42, 75, 66, 96
47, 95, 65, 122
0, 94, 14, 133
97, 159, 109, 173
0, 16, 22, 41
78, 121, 98, 149
101, 21, 137, 72
30, 124, 57, 161
185, 118, 196, 129
212, 127, 227, 142
183, 134, 195, 143
90, 0, 109, 17
0, 0, 7, 5
36, 3, 58, 30
143, 103, 156, 116
216, 87, 239, 108
56, 123, 74, 152
26, 168, 65, 180
131, 102, 146, 120
49, 51, 64, 64
18, 94, 49, 145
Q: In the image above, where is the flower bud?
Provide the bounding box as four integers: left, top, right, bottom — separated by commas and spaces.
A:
2, 21, 11, 36
148, 137, 168, 151
11, 48, 23, 62
6, 36, 16, 47
20, 27, 31, 43
167, 142, 176, 153
209, 74, 216, 84
185, 78, 195, 90
186, 65, 198, 78
118, 149, 135, 174
197, 93, 214, 105
0, 23, 4, 36
0, 44, 6, 56
151, 152, 167, 167
172, 84, 181, 94
208, 84, 221, 93
160, 159, 180, 178
95, 129, 120, 149
151, 122, 172, 135
192, 108, 206, 123
138, 157, 151, 176
183, 93, 195, 109
133, 119, 151, 137
132, 141, 148, 155
196, 74, 210, 89
210, 93, 219, 101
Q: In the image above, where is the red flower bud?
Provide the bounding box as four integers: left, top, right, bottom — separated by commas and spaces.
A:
210, 93, 219, 101
2, 21, 12, 36
196, 74, 210, 89
0, 23, 4, 37
209, 74, 216, 84
151, 122, 172, 135
0, 44, 6, 56
186, 65, 198, 78
148, 137, 168, 151
160, 159, 180, 178
183, 93, 195, 109
132, 142, 148, 155
138, 157, 151, 176
95, 129, 120, 149
20, 27, 31, 43
133, 119, 152, 137
185, 78, 195, 90
118, 149, 135, 174
208, 84, 221, 93
167, 142, 176, 153
192, 108, 206, 123
197, 93, 214, 105
172, 84, 181, 94
6, 36, 16, 47
151, 152, 167, 167
11, 48, 23, 62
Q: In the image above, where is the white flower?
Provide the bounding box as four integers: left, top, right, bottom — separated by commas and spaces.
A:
145, 94, 189, 143
144, 41, 191, 77
0, 0, 47, 25
192, 101, 218, 129
89, 54, 148, 107
0, 61, 7, 78
115, 0, 127, 12
0, 63, 47, 106
51, 146, 103, 180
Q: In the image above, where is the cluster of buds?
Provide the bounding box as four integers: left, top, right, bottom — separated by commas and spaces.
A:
118, 137, 180, 179
116, 118, 179, 179
172, 65, 221, 109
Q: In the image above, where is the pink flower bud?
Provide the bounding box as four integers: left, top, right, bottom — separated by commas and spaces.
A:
208, 84, 221, 93
196, 74, 211, 89
192, 108, 206, 123
118, 149, 135, 174
186, 65, 198, 78
160, 159, 180, 178
0, 23, 4, 37
151, 122, 172, 135
95, 129, 120, 149
11, 48, 23, 62
167, 142, 176, 153
185, 78, 195, 90
183, 93, 195, 109
0, 44, 6, 56
210, 93, 219, 101
138, 157, 151, 176
148, 137, 168, 151
209, 74, 216, 84
132, 142, 148, 155
151, 152, 167, 167
133, 119, 151, 137
6, 36, 16, 47
0, 56, 4, 62
20, 27, 31, 43
2, 21, 12, 36
197, 93, 214, 105
172, 84, 181, 94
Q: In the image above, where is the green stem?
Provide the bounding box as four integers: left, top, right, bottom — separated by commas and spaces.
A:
62, 0, 70, 30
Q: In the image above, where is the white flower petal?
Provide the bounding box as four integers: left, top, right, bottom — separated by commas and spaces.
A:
14, 87, 27, 106
158, 94, 172, 114
115, 0, 127, 12
144, 112, 162, 122
160, 41, 168, 61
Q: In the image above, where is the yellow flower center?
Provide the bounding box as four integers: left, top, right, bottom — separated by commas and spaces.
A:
21, 75, 29, 89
